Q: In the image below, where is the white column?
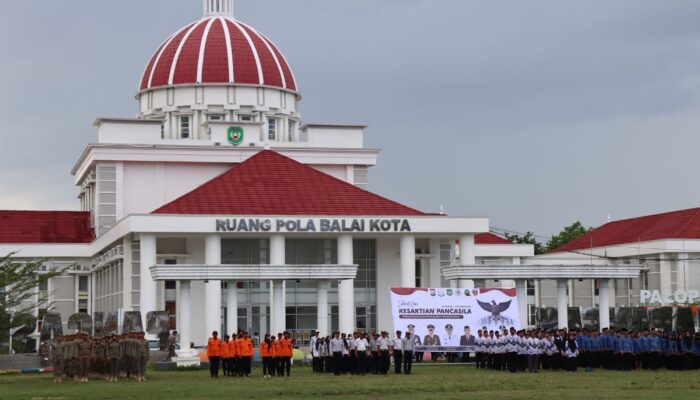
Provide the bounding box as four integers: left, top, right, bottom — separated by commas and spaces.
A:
677, 253, 689, 291
515, 279, 528, 328
179, 280, 192, 351
270, 234, 286, 335
557, 279, 569, 330
204, 235, 222, 336
400, 235, 416, 288
659, 253, 672, 295
139, 234, 157, 327
317, 280, 330, 336
459, 234, 475, 289
226, 281, 238, 336
598, 278, 610, 332
338, 235, 354, 333
272, 280, 285, 335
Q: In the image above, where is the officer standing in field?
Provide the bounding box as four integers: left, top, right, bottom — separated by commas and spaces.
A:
378, 331, 391, 375
392, 330, 403, 374
77, 333, 92, 383
207, 331, 223, 378
138, 332, 150, 381
330, 332, 344, 376
108, 335, 121, 382
401, 332, 414, 375
51, 337, 65, 383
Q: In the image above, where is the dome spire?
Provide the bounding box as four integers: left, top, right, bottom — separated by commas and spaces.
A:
203, 0, 234, 17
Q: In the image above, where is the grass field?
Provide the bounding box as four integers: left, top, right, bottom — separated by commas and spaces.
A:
2, 365, 700, 400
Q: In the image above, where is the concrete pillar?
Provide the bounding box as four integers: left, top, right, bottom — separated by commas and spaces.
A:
400, 235, 416, 288
515, 279, 528, 328
659, 254, 672, 295
317, 280, 330, 336
179, 280, 192, 350
598, 278, 610, 331
139, 234, 157, 327
272, 280, 285, 335
677, 253, 689, 291
459, 234, 475, 288
270, 235, 286, 335
204, 235, 222, 336
338, 235, 355, 333
557, 279, 569, 330
226, 281, 238, 336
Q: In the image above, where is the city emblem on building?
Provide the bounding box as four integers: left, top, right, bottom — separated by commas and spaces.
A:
227, 126, 244, 146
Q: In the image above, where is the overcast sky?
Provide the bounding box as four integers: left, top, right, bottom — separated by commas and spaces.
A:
2, 0, 700, 238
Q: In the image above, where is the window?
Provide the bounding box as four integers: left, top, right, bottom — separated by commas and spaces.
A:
268, 118, 277, 141
207, 114, 224, 122
79, 276, 88, 292
239, 114, 254, 122
415, 259, 422, 288
179, 116, 191, 139
287, 120, 294, 142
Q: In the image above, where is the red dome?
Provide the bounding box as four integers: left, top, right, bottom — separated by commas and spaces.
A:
139, 16, 297, 92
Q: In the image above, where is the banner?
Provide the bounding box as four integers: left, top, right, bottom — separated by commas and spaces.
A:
390, 288, 521, 353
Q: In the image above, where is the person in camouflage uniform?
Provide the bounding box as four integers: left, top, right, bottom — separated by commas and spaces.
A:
65, 335, 79, 381
77, 333, 92, 382
137, 332, 149, 382
107, 335, 121, 382
51, 337, 65, 383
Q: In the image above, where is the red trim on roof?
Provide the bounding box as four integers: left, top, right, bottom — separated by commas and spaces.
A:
0, 211, 93, 244
475, 233, 513, 245
153, 150, 427, 216
551, 207, 700, 253
202, 19, 229, 83
172, 22, 207, 85
141, 18, 295, 91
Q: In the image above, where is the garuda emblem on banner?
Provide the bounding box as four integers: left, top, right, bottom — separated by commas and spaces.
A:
227, 126, 244, 146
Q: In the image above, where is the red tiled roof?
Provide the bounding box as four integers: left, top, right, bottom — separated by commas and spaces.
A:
475, 233, 513, 245
0, 211, 94, 244
153, 150, 428, 216
551, 207, 700, 253
141, 17, 296, 92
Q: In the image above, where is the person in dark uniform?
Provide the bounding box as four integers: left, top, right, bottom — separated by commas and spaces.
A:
423, 325, 441, 362
460, 325, 476, 362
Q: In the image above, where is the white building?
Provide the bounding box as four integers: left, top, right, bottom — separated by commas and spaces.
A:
0, 0, 533, 347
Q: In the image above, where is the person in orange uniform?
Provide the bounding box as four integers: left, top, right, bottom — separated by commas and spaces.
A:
273, 333, 284, 377
207, 331, 223, 378
234, 333, 245, 377
280, 331, 293, 377
231, 334, 240, 377
221, 335, 231, 377
260, 334, 273, 378
240, 332, 254, 377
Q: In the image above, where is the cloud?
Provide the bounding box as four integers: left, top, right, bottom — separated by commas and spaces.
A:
1, 0, 699, 236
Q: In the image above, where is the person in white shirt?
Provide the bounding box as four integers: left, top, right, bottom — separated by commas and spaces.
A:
355, 333, 369, 375
330, 332, 344, 376
347, 333, 357, 375
377, 331, 391, 375
392, 331, 403, 374
475, 330, 485, 369
310, 331, 319, 372
527, 332, 541, 373
401, 332, 415, 374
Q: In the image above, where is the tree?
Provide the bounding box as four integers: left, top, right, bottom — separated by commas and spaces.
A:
504, 231, 546, 255
546, 221, 593, 252
0, 253, 68, 353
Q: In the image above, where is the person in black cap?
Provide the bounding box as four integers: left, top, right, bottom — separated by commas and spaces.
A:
423, 324, 441, 362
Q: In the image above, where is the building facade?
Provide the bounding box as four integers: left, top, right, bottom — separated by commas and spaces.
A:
0, 0, 533, 348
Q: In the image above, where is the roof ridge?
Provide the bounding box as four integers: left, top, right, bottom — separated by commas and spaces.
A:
262, 151, 428, 216
153, 150, 428, 216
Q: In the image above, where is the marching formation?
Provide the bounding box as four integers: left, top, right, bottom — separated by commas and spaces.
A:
474, 327, 700, 373
206, 331, 294, 379
311, 331, 416, 376
49, 332, 149, 383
